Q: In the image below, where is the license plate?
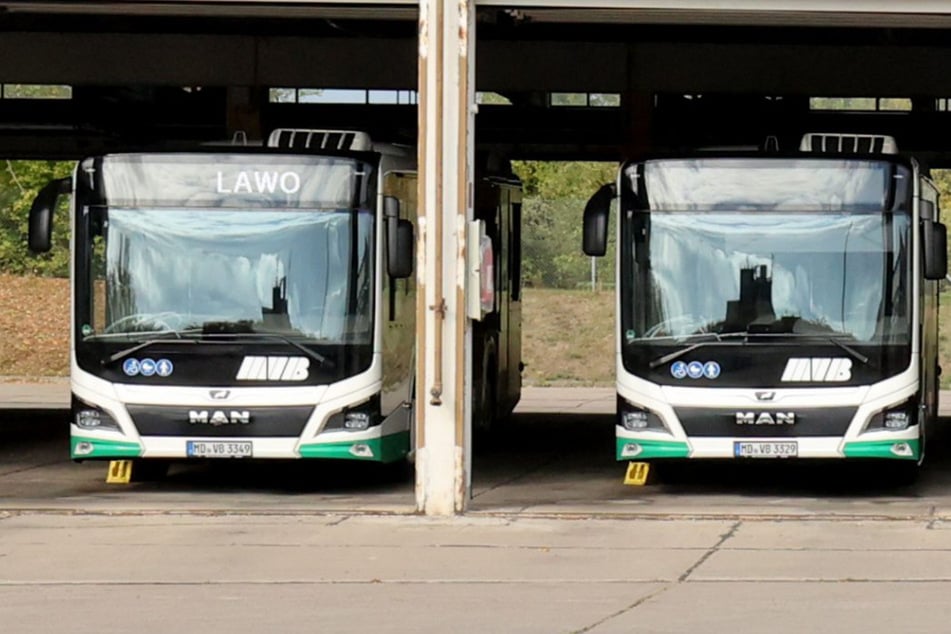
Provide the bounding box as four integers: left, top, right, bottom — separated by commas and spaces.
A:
734, 441, 798, 458
186, 440, 253, 458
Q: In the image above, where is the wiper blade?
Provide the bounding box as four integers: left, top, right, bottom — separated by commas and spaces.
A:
102, 334, 199, 365
647, 331, 871, 370
761, 331, 870, 366
198, 330, 334, 368
647, 332, 750, 369
820, 336, 870, 366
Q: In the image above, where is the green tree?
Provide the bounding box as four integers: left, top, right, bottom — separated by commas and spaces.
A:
512, 161, 617, 289
0, 160, 73, 276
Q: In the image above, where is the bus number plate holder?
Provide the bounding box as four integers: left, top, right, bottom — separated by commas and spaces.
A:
734, 441, 798, 458
186, 441, 253, 458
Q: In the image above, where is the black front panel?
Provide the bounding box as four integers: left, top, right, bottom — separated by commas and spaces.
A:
624, 344, 909, 388
129, 404, 314, 437
76, 342, 372, 387
675, 406, 857, 437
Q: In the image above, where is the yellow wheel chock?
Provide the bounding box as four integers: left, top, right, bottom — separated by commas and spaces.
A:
106, 460, 133, 484
623, 461, 651, 486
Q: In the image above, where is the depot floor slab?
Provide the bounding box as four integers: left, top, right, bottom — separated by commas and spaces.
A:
3, 387, 951, 519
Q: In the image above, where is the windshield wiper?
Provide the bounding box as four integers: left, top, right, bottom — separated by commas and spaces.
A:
793, 334, 870, 366
102, 333, 200, 365
648, 332, 749, 369
101, 323, 334, 369
647, 331, 871, 370
196, 324, 333, 369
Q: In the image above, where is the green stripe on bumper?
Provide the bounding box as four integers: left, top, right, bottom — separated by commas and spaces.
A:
71, 435, 142, 459
843, 438, 921, 461
616, 437, 690, 461
299, 430, 410, 463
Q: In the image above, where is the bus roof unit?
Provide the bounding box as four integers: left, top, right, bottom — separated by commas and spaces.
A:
267, 128, 373, 152
799, 132, 898, 154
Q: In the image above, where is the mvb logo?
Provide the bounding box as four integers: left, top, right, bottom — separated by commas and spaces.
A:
781, 358, 852, 382
236, 356, 310, 381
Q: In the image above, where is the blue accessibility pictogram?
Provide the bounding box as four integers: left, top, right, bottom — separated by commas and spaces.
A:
139, 358, 157, 377
155, 358, 174, 377
670, 360, 688, 379
703, 361, 721, 379
687, 361, 705, 379
122, 358, 140, 376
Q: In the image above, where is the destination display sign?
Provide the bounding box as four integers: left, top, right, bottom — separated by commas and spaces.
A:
91, 153, 373, 209
632, 158, 908, 212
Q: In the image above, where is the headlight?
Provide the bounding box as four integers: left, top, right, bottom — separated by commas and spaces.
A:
618, 397, 668, 432
344, 411, 372, 430
72, 395, 122, 433
884, 411, 911, 430
322, 395, 382, 433
865, 397, 918, 433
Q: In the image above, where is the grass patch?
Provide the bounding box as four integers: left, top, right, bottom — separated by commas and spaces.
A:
522, 287, 614, 386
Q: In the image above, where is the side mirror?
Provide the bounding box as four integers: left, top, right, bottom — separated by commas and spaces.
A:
28, 177, 71, 253
583, 183, 615, 257
385, 195, 414, 279
923, 220, 948, 281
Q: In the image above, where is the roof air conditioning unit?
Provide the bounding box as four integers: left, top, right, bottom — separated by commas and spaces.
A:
799, 133, 898, 155
267, 128, 372, 152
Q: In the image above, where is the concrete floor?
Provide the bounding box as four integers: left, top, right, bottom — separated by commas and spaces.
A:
4, 385, 951, 632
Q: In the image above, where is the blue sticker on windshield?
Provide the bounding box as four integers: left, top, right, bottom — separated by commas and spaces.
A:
703, 361, 721, 379
671, 361, 688, 379
139, 358, 157, 377
687, 361, 704, 379
122, 358, 140, 376
156, 359, 174, 377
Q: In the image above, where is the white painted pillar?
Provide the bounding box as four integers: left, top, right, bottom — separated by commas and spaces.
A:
415, 0, 476, 515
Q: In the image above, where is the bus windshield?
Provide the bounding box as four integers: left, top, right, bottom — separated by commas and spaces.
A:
81, 206, 374, 344
621, 210, 911, 345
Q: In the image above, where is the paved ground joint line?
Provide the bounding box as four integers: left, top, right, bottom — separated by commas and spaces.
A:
679, 520, 742, 583
927, 505, 939, 529
470, 456, 560, 500
571, 585, 674, 634
0, 461, 62, 478
572, 520, 743, 633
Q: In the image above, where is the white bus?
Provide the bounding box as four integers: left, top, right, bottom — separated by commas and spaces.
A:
28, 129, 420, 475
583, 134, 947, 478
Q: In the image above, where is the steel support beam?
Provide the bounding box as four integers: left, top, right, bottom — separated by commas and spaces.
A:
415, 0, 474, 515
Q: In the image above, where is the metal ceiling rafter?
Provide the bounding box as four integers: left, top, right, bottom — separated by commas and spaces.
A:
476, 0, 951, 28
0, 0, 416, 19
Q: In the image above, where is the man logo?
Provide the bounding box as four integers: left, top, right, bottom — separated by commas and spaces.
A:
735, 412, 796, 425
236, 356, 309, 381
781, 358, 852, 382
188, 410, 251, 425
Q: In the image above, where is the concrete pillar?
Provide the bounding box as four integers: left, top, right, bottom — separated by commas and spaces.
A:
225, 86, 264, 142
415, 0, 475, 515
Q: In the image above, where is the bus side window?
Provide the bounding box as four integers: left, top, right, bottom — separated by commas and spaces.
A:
511, 201, 522, 302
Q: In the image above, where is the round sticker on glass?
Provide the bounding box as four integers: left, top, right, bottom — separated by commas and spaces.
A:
139, 358, 157, 377
703, 361, 721, 379
122, 358, 140, 376
687, 361, 705, 379
670, 361, 688, 379
156, 359, 174, 377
